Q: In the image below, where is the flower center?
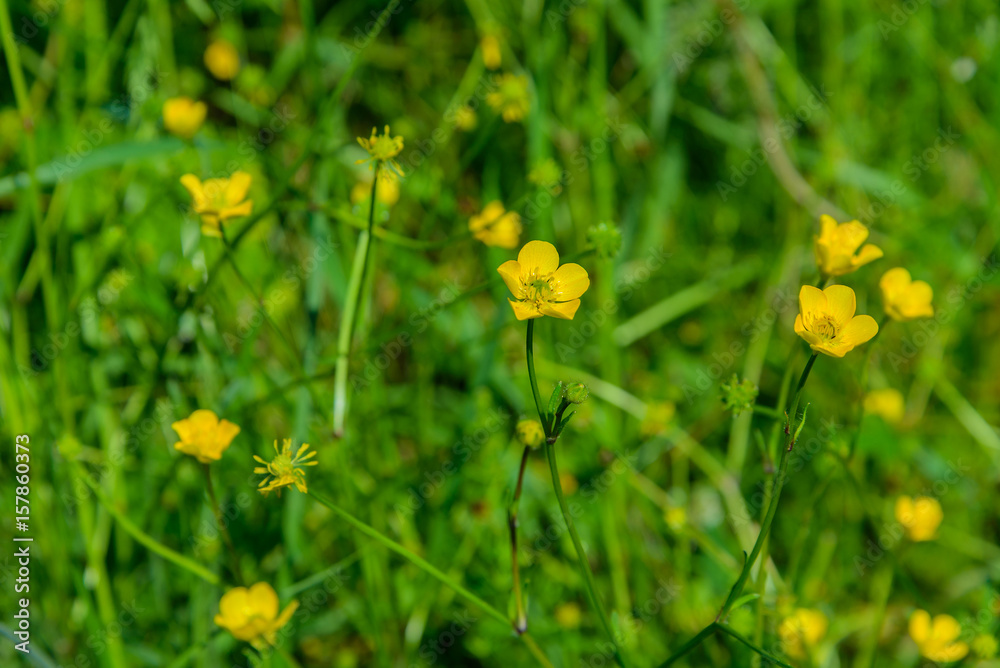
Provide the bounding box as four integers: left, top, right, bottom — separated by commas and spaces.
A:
814, 316, 839, 341
524, 277, 554, 302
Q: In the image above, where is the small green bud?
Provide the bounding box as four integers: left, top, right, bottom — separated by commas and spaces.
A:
587, 222, 622, 259
516, 419, 545, 449
565, 383, 590, 404
720, 374, 758, 416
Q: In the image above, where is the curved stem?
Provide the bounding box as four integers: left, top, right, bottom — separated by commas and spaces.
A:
332, 164, 380, 436
78, 467, 220, 586
544, 439, 629, 668
525, 319, 548, 432
202, 464, 244, 585
509, 446, 531, 633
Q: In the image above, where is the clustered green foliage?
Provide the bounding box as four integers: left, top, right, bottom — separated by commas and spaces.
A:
1, 0, 1000, 666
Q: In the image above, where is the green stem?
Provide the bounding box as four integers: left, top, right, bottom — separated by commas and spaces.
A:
202, 464, 244, 585
332, 165, 380, 436
715, 624, 795, 668
658, 624, 719, 667
525, 319, 548, 432
544, 439, 629, 668
509, 446, 531, 633
79, 468, 220, 585
717, 352, 817, 620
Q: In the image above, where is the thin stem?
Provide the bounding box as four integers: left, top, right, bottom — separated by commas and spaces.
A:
544, 439, 629, 668
509, 446, 531, 632
525, 319, 548, 432
658, 623, 719, 667
202, 464, 244, 585
333, 165, 380, 436
717, 352, 817, 621
78, 468, 220, 585
715, 624, 795, 668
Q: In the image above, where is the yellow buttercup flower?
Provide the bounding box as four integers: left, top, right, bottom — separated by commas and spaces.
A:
469, 201, 522, 249
356, 125, 405, 180
880, 267, 934, 321
778, 608, 828, 659
480, 33, 502, 69
487, 74, 530, 123
908, 610, 969, 662
180, 172, 254, 238
793, 285, 879, 358
171, 409, 240, 463
204, 39, 241, 80
863, 388, 905, 424
515, 419, 545, 449
254, 439, 318, 496
813, 214, 883, 278
895, 495, 942, 541
163, 97, 207, 139
214, 582, 298, 649
498, 240, 590, 320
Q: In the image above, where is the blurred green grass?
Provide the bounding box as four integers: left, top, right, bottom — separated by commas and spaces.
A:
1, 0, 1000, 666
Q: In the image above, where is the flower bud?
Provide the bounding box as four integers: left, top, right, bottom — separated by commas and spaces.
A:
587, 222, 622, 259
720, 374, 758, 415
565, 383, 590, 404
516, 419, 545, 449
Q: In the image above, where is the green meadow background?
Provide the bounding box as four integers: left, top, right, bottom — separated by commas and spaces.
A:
2, 0, 1000, 666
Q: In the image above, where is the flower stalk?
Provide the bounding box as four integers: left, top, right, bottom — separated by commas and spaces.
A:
202, 464, 244, 585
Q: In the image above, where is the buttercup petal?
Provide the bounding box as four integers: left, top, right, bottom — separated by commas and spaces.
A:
509, 299, 542, 320
540, 299, 581, 320
880, 267, 911, 295
517, 240, 559, 275
909, 610, 931, 644
551, 263, 590, 301
225, 172, 252, 206
497, 261, 523, 297
219, 200, 253, 221
824, 285, 857, 326
818, 214, 838, 239
798, 285, 828, 320
837, 315, 878, 346
248, 582, 279, 619
853, 243, 883, 267
180, 174, 205, 203
839, 221, 870, 253
813, 341, 850, 358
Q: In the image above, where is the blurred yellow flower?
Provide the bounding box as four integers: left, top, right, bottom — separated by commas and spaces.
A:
480, 33, 502, 69
214, 582, 298, 649
640, 401, 676, 437
254, 439, 318, 496
863, 388, 905, 424
350, 176, 400, 207
180, 172, 253, 238
498, 240, 590, 320
204, 39, 240, 80
813, 214, 883, 278
515, 419, 545, 449
163, 97, 206, 139
554, 602, 582, 629
909, 610, 968, 662
172, 409, 240, 463
895, 495, 942, 541
779, 608, 827, 659
880, 267, 934, 321
794, 285, 878, 358
453, 104, 477, 131
356, 125, 405, 180
469, 201, 522, 249
973, 634, 998, 659
665, 506, 686, 531
487, 74, 530, 123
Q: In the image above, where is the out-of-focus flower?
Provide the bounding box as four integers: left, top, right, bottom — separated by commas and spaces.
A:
487, 74, 530, 123
453, 104, 477, 131
720, 375, 758, 416
163, 97, 207, 139
204, 39, 240, 80
180, 172, 253, 238
480, 33, 502, 69
778, 608, 828, 659
497, 240, 589, 320
972, 634, 998, 659
516, 419, 545, 449
665, 506, 686, 531
555, 602, 582, 629
813, 214, 883, 278
356, 125, 404, 180
469, 201, 521, 249
528, 158, 563, 194
0, 108, 21, 158
895, 495, 943, 541
254, 439, 318, 496
350, 176, 400, 208
640, 401, 676, 437
863, 388, 905, 424
880, 268, 934, 321
172, 410, 240, 463
587, 222, 622, 260
908, 610, 969, 662
214, 582, 298, 649
794, 285, 878, 357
